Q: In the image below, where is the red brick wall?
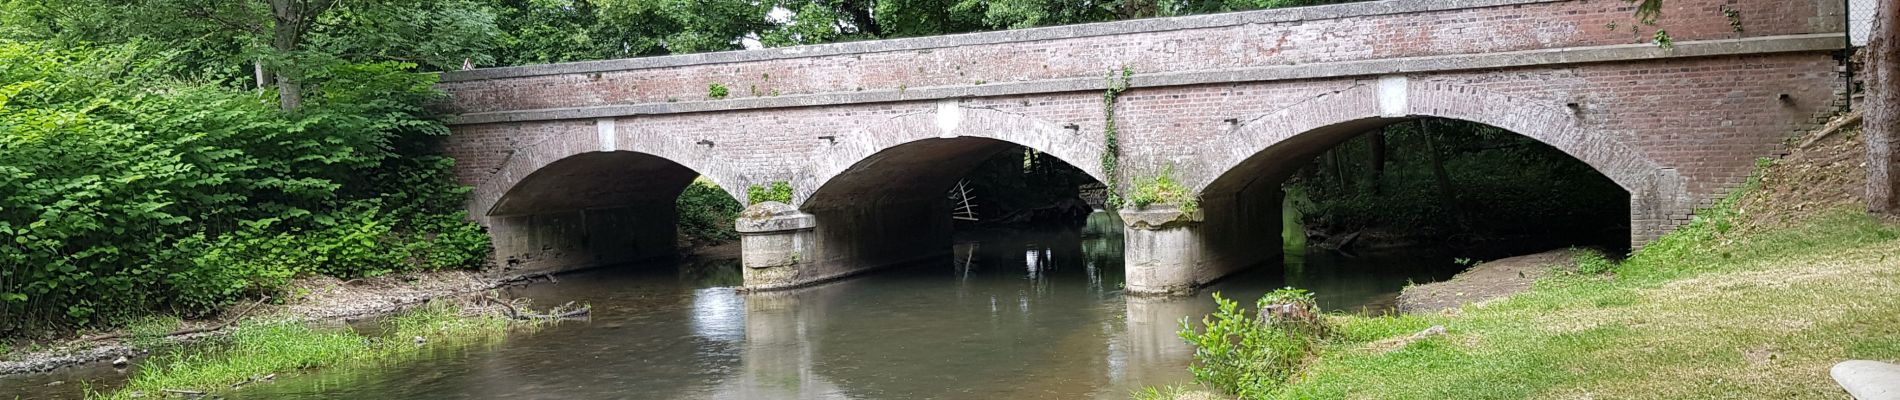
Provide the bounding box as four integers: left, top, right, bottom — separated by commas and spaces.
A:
440, 0, 1848, 249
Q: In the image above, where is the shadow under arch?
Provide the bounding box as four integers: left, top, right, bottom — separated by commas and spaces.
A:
763, 106, 1113, 289
480, 149, 741, 274
1195, 80, 1679, 254
1197, 81, 1665, 198
791, 104, 1107, 208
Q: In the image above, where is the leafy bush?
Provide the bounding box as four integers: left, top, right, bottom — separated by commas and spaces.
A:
1178, 290, 1327, 398
677, 178, 741, 244
0, 42, 489, 333
708, 83, 729, 99
746, 181, 793, 205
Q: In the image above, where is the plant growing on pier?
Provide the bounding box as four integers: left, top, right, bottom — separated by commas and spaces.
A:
746, 181, 794, 205
1130, 166, 1198, 214
1102, 67, 1133, 209
708, 83, 730, 99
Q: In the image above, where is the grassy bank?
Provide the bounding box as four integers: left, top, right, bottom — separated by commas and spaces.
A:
93, 304, 518, 399
1163, 161, 1900, 398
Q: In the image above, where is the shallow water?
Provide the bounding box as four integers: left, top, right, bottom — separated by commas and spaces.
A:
5, 213, 1466, 399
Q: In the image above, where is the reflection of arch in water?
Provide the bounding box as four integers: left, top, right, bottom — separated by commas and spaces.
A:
751, 105, 1114, 290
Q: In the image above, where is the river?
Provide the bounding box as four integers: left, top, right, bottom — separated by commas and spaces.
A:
5, 212, 1467, 399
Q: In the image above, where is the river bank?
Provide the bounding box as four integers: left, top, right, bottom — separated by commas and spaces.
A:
0, 270, 499, 376
1151, 116, 1900, 399
1394, 248, 1589, 313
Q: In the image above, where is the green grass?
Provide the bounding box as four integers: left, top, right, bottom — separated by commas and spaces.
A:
1245, 207, 1900, 399
96, 304, 516, 399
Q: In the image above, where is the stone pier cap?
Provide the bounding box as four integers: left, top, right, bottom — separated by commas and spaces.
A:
737, 202, 816, 233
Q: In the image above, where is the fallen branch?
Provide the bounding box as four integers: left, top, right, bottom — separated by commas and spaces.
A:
82, 296, 271, 342
483, 296, 588, 320
1800, 110, 1863, 148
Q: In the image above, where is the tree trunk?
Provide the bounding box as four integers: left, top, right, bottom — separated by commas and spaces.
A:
1368, 128, 1387, 195
253, 60, 271, 90
1419, 120, 1462, 223
268, 0, 306, 110
1869, 0, 1900, 214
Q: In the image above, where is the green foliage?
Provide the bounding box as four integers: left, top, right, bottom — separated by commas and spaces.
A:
1130, 166, 1198, 213
761, 1, 847, 46
677, 178, 742, 244
0, 43, 489, 334
1102, 67, 1132, 209
1573, 248, 1614, 274
708, 82, 729, 99
1177, 291, 1326, 398
2, 0, 501, 84
1260, 286, 1315, 307
746, 181, 794, 205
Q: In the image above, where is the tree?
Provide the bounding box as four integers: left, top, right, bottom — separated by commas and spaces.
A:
1, 0, 499, 109
1869, 0, 1900, 214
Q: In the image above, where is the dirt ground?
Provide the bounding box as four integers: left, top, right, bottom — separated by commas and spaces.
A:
1395, 248, 1584, 313
1736, 115, 1878, 231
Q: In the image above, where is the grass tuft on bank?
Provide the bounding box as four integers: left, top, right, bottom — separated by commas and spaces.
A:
1165, 158, 1900, 399
94, 304, 517, 399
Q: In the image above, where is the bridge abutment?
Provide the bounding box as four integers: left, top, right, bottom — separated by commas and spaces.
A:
488, 203, 680, 275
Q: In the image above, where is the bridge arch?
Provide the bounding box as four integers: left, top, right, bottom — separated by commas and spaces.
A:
794, 102, 1107, 210
1194, 77, 1686, 247
737, 103, 1110, 288
470, 123, 746, 217
1114, 77, 1691, 295
471, 121, 747, 274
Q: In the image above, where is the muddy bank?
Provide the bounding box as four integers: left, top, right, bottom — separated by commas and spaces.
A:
1395, 248, 1584, 313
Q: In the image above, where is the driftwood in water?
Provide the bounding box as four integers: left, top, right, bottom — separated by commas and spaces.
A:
484, 297, 589, 320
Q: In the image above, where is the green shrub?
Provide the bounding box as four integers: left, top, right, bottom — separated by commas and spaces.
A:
746, 181, 793, 205
0, 42, 489, 333
708, 83, 729, 99
1177, 290, 1327, 398
677, 178, 741, 244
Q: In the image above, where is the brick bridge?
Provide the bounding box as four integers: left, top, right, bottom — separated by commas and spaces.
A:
438, 0, 1849, 295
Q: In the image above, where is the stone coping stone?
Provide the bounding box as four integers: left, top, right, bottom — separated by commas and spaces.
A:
1834, 360, 1900, 400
